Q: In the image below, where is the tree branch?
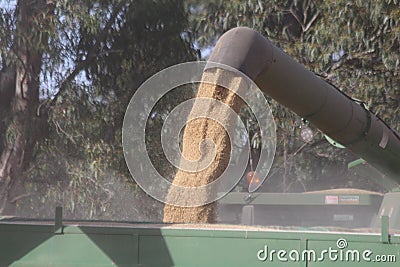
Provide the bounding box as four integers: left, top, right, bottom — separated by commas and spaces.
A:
303, 0, 311, 26
323, 48, 375, 75
0, 144, 14, 180
48, 0, 127, 107
290, 2, 319, 33
304, 10, 319, 32
289, 4, 305, 32
10, 193, 36, 203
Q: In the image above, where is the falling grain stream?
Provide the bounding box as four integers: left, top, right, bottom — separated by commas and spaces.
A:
163, 68, 247, 223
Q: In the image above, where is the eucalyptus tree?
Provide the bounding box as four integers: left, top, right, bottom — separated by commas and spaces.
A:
0, 0, 196, 217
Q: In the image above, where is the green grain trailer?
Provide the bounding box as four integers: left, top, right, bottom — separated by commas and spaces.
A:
1, 27, 400, 266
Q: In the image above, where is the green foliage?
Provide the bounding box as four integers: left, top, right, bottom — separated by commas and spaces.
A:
1, 0, 196, 219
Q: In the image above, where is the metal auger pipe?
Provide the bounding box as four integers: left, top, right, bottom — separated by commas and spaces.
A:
206, 27, 400, 183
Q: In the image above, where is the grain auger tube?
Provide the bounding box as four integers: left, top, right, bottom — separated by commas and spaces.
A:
205, 27, 400, 183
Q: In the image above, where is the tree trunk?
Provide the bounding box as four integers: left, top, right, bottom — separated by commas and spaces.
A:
0, 0, 55, 215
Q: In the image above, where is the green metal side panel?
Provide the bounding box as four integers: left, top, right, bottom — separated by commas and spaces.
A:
0, 224, 139, 267
139, 235, 302, 266
0, 222, 399, 266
